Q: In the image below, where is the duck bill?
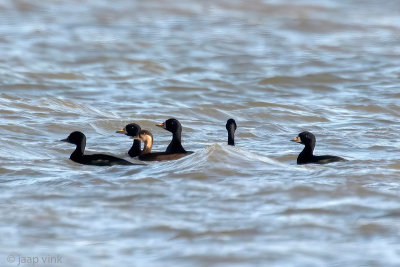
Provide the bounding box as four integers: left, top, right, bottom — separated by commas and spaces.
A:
116, 128, 127, 134
156, 122, 165, 129
291, 136, 301, 143
60, 138, 68, 142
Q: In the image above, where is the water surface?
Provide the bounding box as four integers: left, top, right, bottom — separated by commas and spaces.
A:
1, 0, 400, 266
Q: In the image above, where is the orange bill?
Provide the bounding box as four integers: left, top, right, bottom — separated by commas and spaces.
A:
116, 128, 127, 134
291, 136, 301, 143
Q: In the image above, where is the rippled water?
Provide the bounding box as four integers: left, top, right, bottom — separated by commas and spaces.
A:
1, 0, 400, 266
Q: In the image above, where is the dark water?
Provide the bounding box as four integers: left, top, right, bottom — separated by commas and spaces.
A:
1, 0, 400, 266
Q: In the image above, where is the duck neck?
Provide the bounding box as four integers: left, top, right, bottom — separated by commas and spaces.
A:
166, 131, 186, 153
141, 136, 153, 155
71, 138, 85, 160
227, 128, 235, 146
299, 144, 314, 159
172, 131, 181, 143
129, 139, 142, 157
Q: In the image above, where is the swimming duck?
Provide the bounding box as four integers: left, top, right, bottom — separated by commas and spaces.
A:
61, 131, 139, 166
133, 129, 191, 161
226, 118, 237, 146
291, 131, 345, 164
156, 118, 190, 154
116, 123, 141, 157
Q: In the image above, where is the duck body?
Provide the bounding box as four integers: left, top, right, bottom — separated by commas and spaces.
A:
139, 151, 192, 161
116, 123, 142, 157
70, 152, 134, 166
62, 131, 138, 166
134, 128, 193, 161
292, 131, 345, 165
297, 151, 345, 165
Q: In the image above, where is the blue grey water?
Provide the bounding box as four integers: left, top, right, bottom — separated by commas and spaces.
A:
1, 0, 400, 266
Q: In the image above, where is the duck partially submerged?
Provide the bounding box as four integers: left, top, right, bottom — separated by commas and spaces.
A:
61, 131, 140, 166
291, 131, 345, 164
226, 118, 237, 146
